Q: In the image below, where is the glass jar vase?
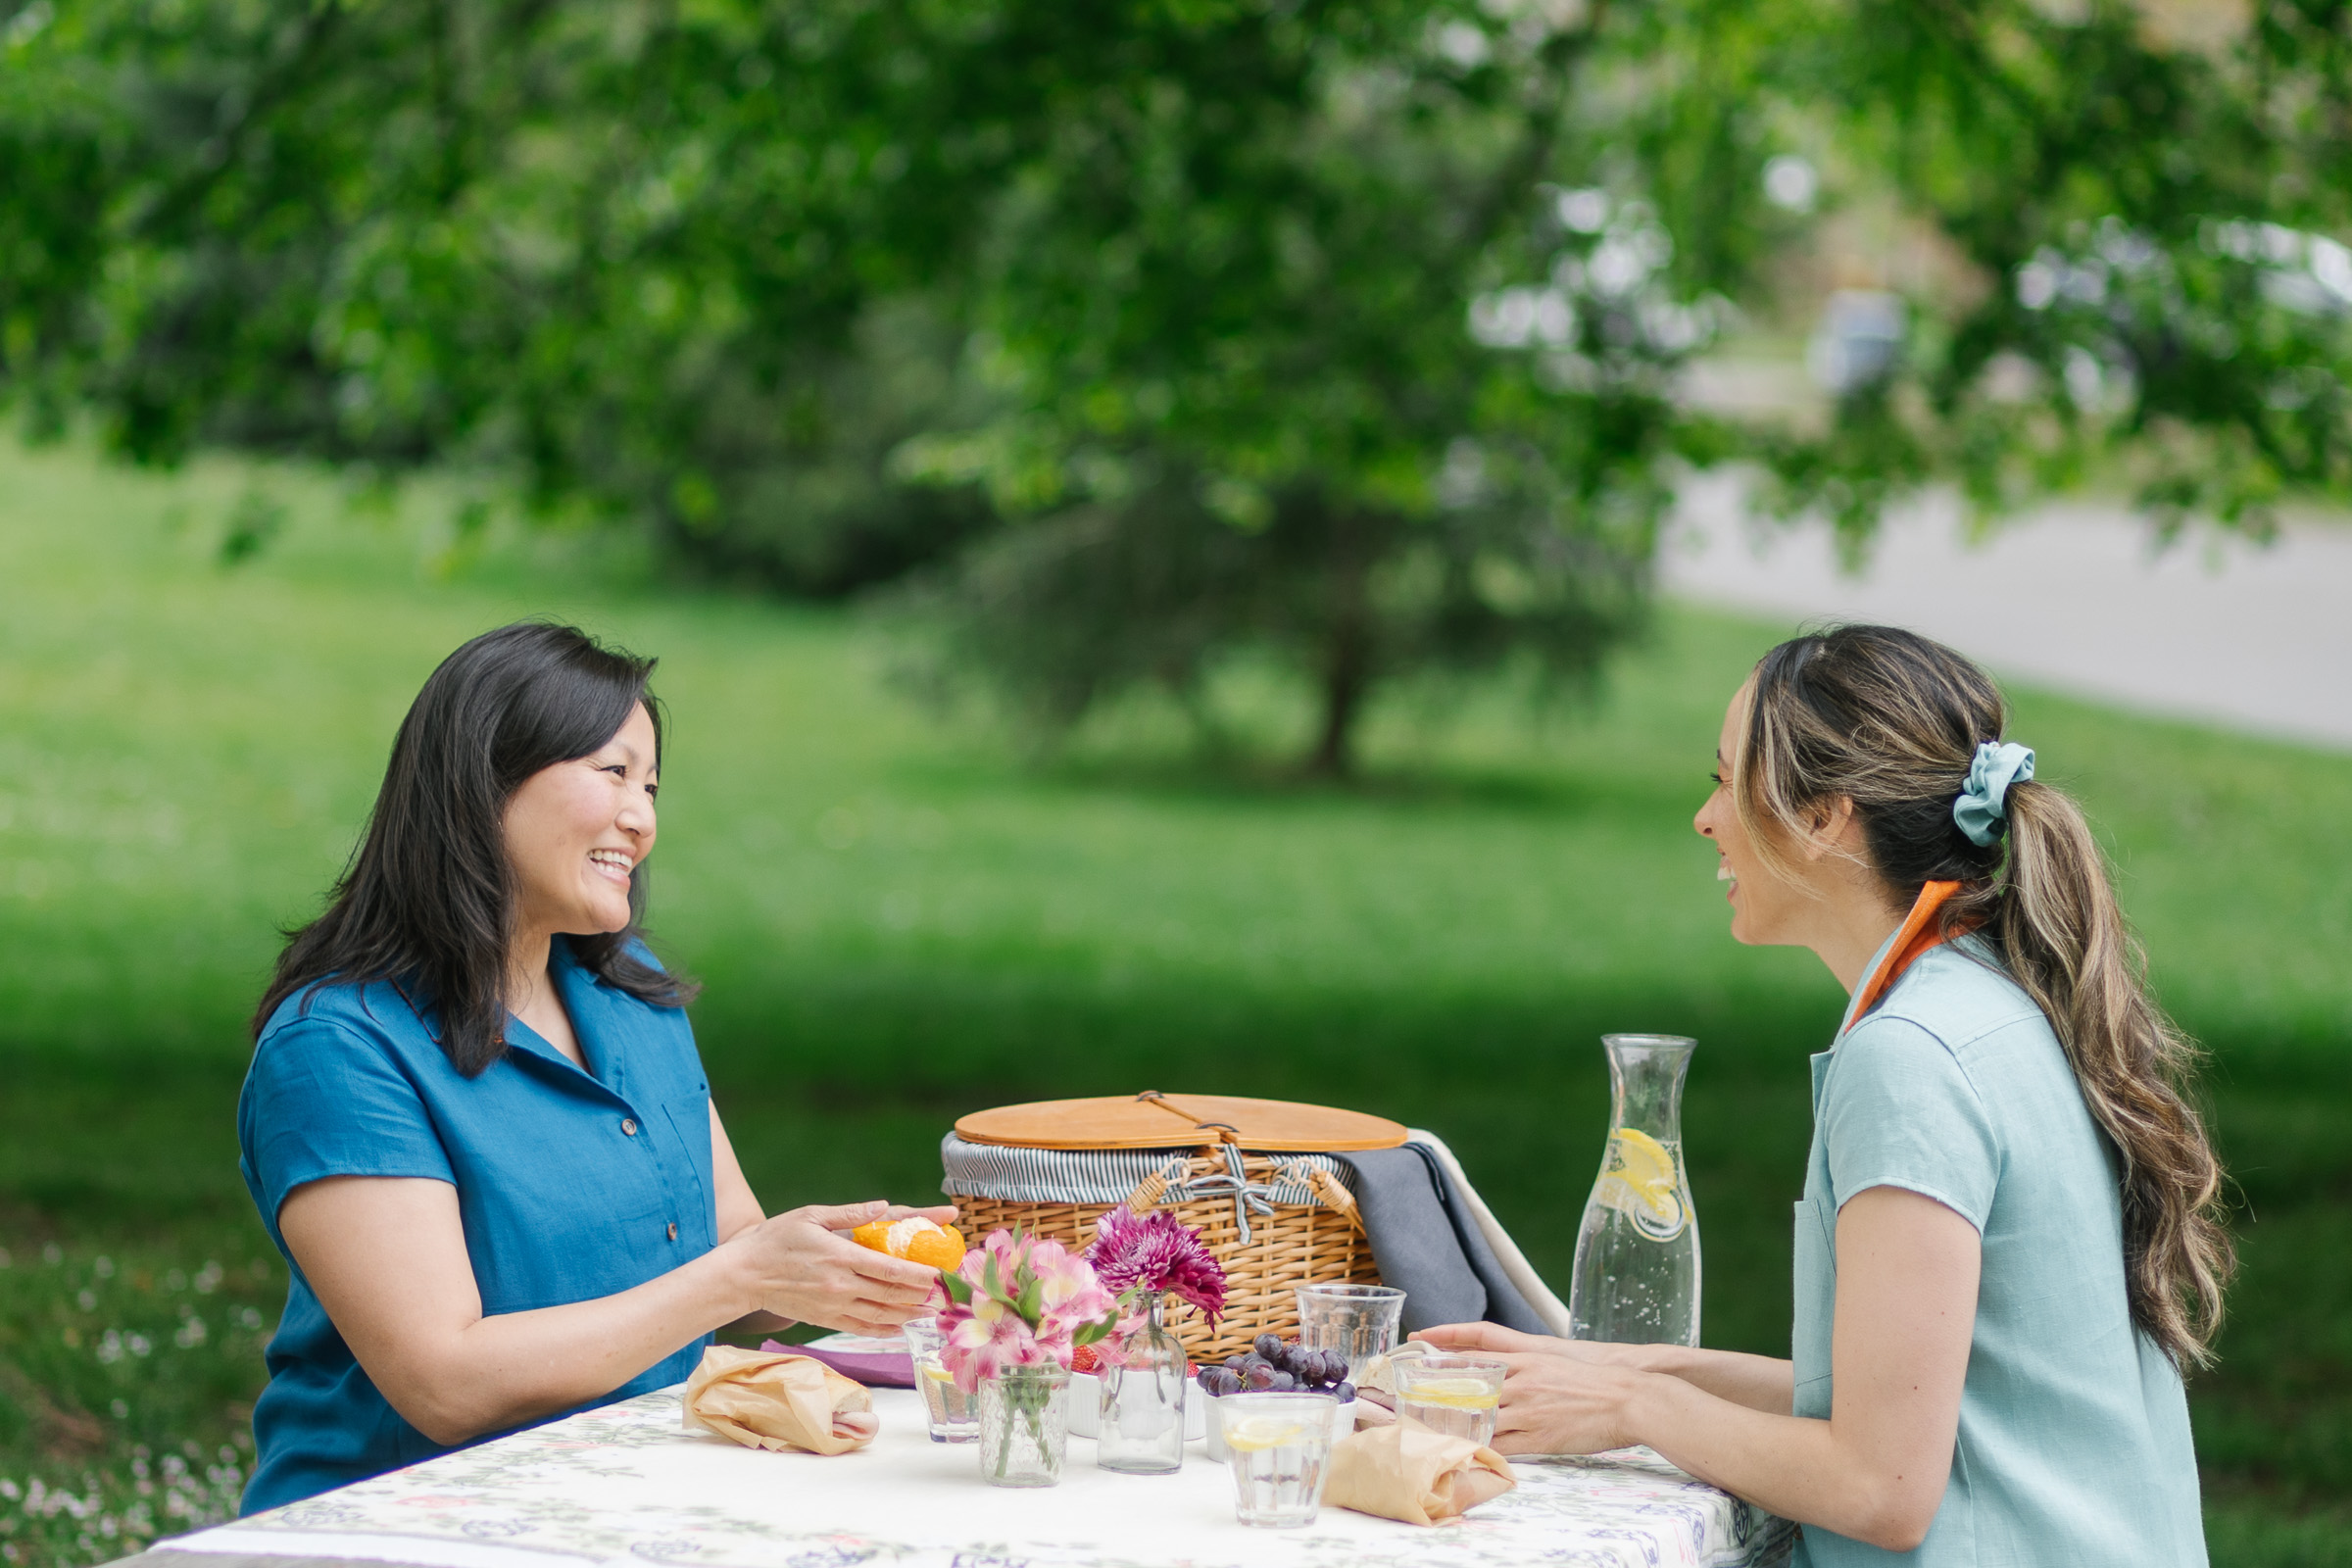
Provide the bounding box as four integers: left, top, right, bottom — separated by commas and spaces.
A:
978, 1364, 1071, 1488
1097, 1295, 1187, 1474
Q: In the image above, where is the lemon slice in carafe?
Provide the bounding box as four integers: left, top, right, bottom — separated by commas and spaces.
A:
1595, 1127, 1689, 1240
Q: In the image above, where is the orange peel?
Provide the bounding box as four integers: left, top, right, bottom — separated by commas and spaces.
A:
851, 1216, 967, 1270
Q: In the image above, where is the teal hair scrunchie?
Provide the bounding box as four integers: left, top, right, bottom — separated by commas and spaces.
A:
1954, 741, 2035, 847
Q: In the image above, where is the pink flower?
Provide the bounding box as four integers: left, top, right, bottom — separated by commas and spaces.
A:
932, 1228, 1123, 1392
1088, 1207, 1227, 1326
940, 1291, 1024, 1392
1028, 1237, 1119, 1322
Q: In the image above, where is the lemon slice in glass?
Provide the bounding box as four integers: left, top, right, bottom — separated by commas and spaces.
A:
1221, 1416, 1307, 1453
921, 1364, 956, 1384
1402, 1377, 1500, 1411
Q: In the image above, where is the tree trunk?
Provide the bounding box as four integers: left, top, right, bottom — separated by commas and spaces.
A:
1306, 517, 1373, 778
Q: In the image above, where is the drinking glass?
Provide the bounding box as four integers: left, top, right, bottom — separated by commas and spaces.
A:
1394, 1353, 1506, 1447
902, 1318, 978, 1444
1219, 1393, 1341, 1528
1295, 1284, 1405, 1380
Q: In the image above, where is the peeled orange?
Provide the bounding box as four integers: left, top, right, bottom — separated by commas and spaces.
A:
851, 1216, 967, 1270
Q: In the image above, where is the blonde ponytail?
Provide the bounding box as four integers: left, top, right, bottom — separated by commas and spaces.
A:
1992, 782, 2231, 1364
1740, 624, 2232, 1367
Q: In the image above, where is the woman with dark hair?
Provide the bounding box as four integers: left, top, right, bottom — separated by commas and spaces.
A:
238, 622, 954, 1512
1425, 625, 2230, 1564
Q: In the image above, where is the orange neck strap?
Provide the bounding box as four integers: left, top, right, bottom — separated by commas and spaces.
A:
1846, 879, 1965, 1027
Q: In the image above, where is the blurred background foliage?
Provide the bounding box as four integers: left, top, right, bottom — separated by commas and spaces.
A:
4, 0, 2351, 768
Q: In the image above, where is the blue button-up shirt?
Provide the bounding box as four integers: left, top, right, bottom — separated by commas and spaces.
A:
237, 938, 718, 1513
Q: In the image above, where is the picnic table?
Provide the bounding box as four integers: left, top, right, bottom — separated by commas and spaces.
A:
112, 1384, 1792, 1568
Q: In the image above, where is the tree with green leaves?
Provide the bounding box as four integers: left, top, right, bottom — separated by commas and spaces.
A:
892, 3, 1698, 771
3, 0, 2348, 773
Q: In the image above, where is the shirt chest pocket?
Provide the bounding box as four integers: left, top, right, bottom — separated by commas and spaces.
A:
454, 1101, 674, 1313
658, 1094, 715, 1252
1789, 1186, 1838, 1418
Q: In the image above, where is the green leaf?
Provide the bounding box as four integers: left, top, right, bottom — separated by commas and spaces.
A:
981, 1251, 1010, 1310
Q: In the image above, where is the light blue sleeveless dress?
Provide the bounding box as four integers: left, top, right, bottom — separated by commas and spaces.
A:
1791, 934, 2207, 1566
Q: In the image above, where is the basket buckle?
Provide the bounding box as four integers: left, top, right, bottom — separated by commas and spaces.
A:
1178, 1143, 1278, 1245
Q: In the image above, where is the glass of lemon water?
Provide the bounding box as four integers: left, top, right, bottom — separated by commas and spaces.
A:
1394, 1353, 1507, 1446
1218, 1393, 1342, 1528
903, 1318, 978, 1443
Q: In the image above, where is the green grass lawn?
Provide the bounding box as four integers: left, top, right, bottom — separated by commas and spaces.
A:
2, 437, 2348, 1565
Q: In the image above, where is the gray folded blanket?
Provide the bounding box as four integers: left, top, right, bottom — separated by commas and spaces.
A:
1335, 1144, 1550, 1335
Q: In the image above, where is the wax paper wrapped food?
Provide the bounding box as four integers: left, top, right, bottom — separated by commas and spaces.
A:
1323, 1422, 1518, 1525
942, 1092, 1406, 1360
681, 1347, 880, 1455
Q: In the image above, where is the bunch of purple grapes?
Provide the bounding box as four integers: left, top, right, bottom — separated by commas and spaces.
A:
1195, 1333, 1356, 1402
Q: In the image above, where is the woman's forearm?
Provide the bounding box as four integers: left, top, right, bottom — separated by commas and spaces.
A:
284, 1179, 952, 1449
1605, 1192, 1981, 1552
1617, 1374, 1935, 1552
387, 1242, 758, 1445
1634, 1344, 1794, 1414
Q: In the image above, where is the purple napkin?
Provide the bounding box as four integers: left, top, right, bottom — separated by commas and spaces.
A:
759, 1338, 917, 1390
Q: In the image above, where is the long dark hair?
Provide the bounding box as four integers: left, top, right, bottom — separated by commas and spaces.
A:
254, 621, 699, 1075
1736, 624, 2231, 1368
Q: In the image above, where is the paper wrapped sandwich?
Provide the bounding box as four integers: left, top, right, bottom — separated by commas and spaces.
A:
1324, 1421, 1517, 1525
681, 1346, 880, 1455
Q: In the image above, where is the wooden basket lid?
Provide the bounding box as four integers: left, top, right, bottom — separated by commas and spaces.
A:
954, 1092, 1409, 1152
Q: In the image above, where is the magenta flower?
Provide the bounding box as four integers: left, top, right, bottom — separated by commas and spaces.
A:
1087, 1207, 1227, 1326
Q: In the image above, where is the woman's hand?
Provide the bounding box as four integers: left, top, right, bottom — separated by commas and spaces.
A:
1483, 1352, 1649, 1455
1407, 1325, 1648, 1454
724, 1200, 960, 1337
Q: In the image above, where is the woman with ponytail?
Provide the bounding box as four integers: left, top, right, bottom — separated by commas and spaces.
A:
1422, 624, 2229, 1564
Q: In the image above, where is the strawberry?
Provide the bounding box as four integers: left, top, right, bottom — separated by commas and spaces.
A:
1071, 1343, 1101, 1374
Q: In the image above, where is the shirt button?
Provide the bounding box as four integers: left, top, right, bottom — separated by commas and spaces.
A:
666, 1222, 678, 1242
620, 1118, 638, 1137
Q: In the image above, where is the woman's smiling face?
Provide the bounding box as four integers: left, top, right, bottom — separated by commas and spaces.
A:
1692, 678, 1790, 946
504, 702, 660, 942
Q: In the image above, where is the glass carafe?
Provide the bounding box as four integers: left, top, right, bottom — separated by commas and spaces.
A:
1567, 1033, 1700, 1346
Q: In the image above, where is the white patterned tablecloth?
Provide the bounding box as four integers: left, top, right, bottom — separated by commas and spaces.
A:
164, 1388, 1792, 1568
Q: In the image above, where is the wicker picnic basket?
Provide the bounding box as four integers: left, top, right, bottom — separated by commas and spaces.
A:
941, 1091, 1406, 1362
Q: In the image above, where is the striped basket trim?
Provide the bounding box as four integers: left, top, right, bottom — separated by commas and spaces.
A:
937, 1133, 1351, 1209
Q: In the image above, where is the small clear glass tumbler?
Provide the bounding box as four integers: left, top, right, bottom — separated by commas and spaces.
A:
1394, 1352, 1506, 1447
1219, 1393, 1341, 1528
977, 1364, 1071, 1488
902, 1318, 978, 1444
1295, 1284, 1405, 1380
